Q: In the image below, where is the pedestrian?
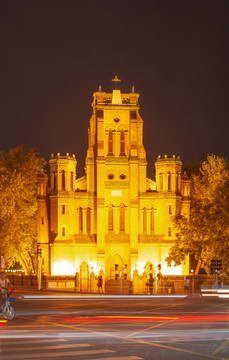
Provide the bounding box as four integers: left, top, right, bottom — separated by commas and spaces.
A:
129, 281, 133, 295
184, 276, 190, 295
0, 271, 13, 308
148, 273, 154, 295
97, 275, 103, 293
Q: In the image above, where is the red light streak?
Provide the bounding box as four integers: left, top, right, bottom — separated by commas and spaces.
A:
0, 320, 7, 327
56, 314, 229, 323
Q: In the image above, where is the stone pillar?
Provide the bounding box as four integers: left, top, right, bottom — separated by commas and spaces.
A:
133, 268, 139, 294
90, 271, 95, 293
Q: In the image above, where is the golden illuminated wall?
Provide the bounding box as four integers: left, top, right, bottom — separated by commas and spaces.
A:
37, 84, 191, 284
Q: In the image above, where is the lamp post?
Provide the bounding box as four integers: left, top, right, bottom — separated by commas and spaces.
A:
37, 243, 42, 291
190, 269, 194, 294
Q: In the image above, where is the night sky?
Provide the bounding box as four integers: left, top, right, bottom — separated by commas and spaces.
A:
1, 1, 228, 179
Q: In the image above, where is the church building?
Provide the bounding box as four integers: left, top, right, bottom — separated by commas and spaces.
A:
37, 78, 190, 291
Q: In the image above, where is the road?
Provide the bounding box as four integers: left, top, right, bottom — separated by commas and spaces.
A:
0, 292, 229, 360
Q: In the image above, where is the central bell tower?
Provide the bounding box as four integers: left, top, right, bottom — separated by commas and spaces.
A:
86, 77, 147, 276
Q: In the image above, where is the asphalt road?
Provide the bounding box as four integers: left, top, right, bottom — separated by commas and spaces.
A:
0, 292, 229, 360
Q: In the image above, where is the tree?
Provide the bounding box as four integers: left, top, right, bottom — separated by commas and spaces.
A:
166, 155, 229, 276
0, 146, 45, 274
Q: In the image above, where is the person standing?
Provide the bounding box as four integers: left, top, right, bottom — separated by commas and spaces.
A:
184, 276, 190, 295
0, 271, 13, 307
148, 273, 154, 295
97, 275, 103, 293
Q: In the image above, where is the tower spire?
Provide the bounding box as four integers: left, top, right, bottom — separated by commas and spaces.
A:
111, 75, 121, 89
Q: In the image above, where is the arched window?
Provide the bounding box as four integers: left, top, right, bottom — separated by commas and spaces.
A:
108, 205, 113, 231
176, 172, 179, 192
79, 207, 83, 233
62, 170, 65, 190
108, 129, 113, 155
143, 207, 147, 233
70, 172, 74, 190
86, 207, 90, 233
151, 207, 154, 233
53, 172, 56, 189
168, 172, 172, 191
160, 173, 163, 191
120, 203, 125, 231
120, 129, 125, 155
62, 226, 66, 236
168, 226, 172, 237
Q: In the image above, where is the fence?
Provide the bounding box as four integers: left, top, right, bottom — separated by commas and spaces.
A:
5, 274, 215, 294
6, 274, 45, 288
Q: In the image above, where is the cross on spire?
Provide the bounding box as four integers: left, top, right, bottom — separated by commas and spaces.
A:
111, 75, 121, 89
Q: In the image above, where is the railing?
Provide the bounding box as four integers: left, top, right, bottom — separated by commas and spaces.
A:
5, 274, 216, 294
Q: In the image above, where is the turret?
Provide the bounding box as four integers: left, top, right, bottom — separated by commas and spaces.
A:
37, 169, 48, 197
155, 155, 182, 193
49, 153, 77, 193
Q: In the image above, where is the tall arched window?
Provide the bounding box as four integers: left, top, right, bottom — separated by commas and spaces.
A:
168, 226, 172, 237
176, 172, 179, 192
86, 207, 90, 233
70, 172, 74, 190
108, 129, 113, 155
53, 172, 56, 189
143, 207, 147, 233
120, 203, 125, 231
62, 170, 65, 190
120, 129, 125, 155
160, 173, 163, 191
151, 207, 154, 233
108, 204, 113, 231
79, 207, 83, 233
168, 171, 172, 191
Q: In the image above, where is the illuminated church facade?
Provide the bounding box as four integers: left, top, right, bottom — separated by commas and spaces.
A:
37, 79, 190, 290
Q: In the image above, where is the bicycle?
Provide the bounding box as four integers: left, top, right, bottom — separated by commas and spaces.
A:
0, 289, 15, 320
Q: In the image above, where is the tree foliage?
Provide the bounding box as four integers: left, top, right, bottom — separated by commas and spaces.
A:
0, 146, 45, 274
166, 155, 229, 276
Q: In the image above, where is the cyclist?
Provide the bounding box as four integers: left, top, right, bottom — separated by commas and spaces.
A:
0, 271, 13, 308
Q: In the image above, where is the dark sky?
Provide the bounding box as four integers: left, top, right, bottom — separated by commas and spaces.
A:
0, 1, 228, 179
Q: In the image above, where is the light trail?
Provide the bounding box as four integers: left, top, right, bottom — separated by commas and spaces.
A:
23, 294, 187, 300
0, 329, 229, 342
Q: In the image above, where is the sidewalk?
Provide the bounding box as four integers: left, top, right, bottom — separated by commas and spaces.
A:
11, 287, 194, 299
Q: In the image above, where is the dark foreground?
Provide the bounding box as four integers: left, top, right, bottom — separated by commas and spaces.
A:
0, 292, 229, 360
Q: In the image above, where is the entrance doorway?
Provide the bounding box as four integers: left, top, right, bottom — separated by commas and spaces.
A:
109, 254, 124, 280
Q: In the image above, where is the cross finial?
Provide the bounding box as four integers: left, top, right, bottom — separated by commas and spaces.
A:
111, 75, 121, 89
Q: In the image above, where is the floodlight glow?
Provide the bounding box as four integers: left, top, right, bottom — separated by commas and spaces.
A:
53, 260, 74, 275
